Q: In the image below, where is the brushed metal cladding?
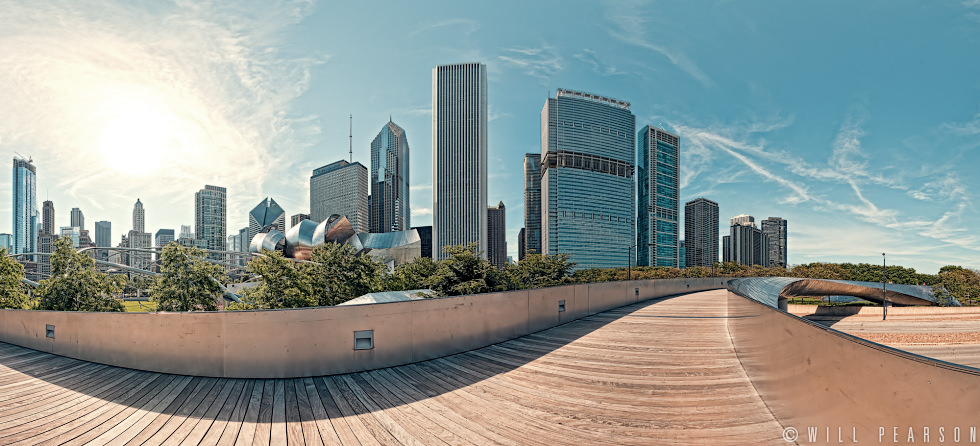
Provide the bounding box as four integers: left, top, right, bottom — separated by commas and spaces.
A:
284, 219, 318, 260
728, 276, 956, 307
727, 289, 980, 438
0, 277, 725, 378
314, 214, 356, 245
248, 229, 285, 253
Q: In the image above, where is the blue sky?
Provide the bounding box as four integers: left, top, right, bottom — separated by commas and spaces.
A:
1, 0, 979, 273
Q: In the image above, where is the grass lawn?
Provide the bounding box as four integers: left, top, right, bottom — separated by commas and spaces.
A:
123, 300, 157, 312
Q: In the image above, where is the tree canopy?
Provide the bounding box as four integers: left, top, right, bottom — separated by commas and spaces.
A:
0, 248, 30, 309
151, 243, 227, 312
37, 236, 123, 312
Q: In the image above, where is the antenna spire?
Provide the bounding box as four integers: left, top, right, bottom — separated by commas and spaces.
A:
348, 114, 353, 162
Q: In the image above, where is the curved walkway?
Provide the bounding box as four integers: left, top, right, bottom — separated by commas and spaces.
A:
0, 290, 783, 445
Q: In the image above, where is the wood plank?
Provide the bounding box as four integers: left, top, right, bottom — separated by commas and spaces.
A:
214, 379, 256, 446
321, 376, 387, 446
302, 377, 344, 446
232, 379, 265, 446
84, 375, 194, 446
270, 379, 288, 445
113, 376, 207, 446
57, 374, 179, 446
290, 378, 321, 446
162, 377, 241, 446
339, 374, 430, 446
199, 379, 248, 446
136, 376, 220, 445
311, 376, 361, 446
358, 371, 474, 446
250, 379, 275, 446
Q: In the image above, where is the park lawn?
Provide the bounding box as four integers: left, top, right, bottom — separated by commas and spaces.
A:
123, 300, 157, 312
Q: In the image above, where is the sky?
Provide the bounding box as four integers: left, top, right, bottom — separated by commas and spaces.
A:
1, 0, 979, 274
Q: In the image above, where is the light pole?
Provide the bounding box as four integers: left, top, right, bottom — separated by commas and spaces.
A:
882, 252, 887, 321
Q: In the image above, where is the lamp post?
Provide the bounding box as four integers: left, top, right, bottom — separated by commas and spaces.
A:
882, 252, 887, 321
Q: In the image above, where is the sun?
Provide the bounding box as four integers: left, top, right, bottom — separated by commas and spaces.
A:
99, 101, 175, 175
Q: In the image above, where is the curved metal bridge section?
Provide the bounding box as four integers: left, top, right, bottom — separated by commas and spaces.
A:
0, 289, 784, 445
728, 276, 957, 307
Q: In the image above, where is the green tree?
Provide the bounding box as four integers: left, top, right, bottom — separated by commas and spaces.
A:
428, 243, 504, 296
384, 256, 439, 291
245, 249, 316, 309
506, 252, 575, 289
0, 248, 30, 309
151, 243, 226, 311
307, 242, 387, 305
37, 237, 123, 312
938, 266, 980, 306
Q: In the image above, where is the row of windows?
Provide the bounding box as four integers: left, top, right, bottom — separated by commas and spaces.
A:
559, 210, 632, 223
542, 150, 634, 178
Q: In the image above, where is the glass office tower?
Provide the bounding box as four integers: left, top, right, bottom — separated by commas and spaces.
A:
12, 157, 37, 256
540, 89, 635, 269
370, 119, 410, 233
638, 126, 680, 267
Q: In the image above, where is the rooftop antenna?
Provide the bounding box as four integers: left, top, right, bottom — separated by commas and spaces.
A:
348, 114, 353, 162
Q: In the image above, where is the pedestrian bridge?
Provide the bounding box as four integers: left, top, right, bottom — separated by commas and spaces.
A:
0, 278, 977, 444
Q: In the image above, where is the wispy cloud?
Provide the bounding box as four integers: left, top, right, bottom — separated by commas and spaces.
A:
603, 0, 714, 87
0, 0, 322, 230
498, 45, 564, 79
573, 49, 627, 76
410, 207, 432, 217
410, 18, 480, 38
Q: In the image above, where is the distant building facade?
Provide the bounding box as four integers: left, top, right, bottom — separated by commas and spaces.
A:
723, 215, 769, 266
412, 226, 432, 259
155, 229, 175, 247
0, 233, 11, 252
432, 62, 488, 260
195, 185, 227, 258
684, 198, 719, 268
518, 227, 526, 261
487, 202, 506, 269
370, 119, 410, 233
541, 89, 635, 269
290, 213, 310, 229
38, 200, 56, 278
637, 126, 679, 267
70, 207, 84, 231
95, 221, 111, 261
523, 153, 541, 258
310, 160, 368, 233
127, 230, 152, 271
761, 217, 788, 268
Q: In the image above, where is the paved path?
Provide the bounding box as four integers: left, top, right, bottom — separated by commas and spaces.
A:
0, 289, 783, 445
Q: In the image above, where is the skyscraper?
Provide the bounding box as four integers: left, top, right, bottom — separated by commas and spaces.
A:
523, 153, 541, 258
248, 197, 285, 241
12, 156, 37, 256
432, 62, 488, 260
70, 207, 85, 231
0, 234, 11, 252
762, 217, 788, 268
38, 200, 55, 279
310, 160, 368, 233
684, 198, 719, 268
723, 215, 769, 266
541, 89, 635, 269
487, 201, 506, 269
518, 227, 526, 261
370, 119, 410, 233
133, 199, 144, 233
95, 221, 111, 261
195, 185, 227, 258
637, 126, 680, 267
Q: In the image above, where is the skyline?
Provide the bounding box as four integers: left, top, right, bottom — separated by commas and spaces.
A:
2, 1, 979, 273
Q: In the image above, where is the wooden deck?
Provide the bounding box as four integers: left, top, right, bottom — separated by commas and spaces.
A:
0, 289, 784, 445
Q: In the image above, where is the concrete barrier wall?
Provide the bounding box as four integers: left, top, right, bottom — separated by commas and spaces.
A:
788, 303, 980, 317
0, 277, 726, 378
728, 290, 980, 437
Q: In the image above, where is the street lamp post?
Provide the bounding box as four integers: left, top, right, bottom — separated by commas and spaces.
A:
882, 252, 887, 321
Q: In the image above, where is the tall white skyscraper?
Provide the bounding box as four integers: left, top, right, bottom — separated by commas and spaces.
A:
432, 62, 487, 260
133, 199, 144, 233
70, 207, 85, 231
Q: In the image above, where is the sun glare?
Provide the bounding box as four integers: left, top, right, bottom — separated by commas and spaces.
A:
99, 101, 175, 175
